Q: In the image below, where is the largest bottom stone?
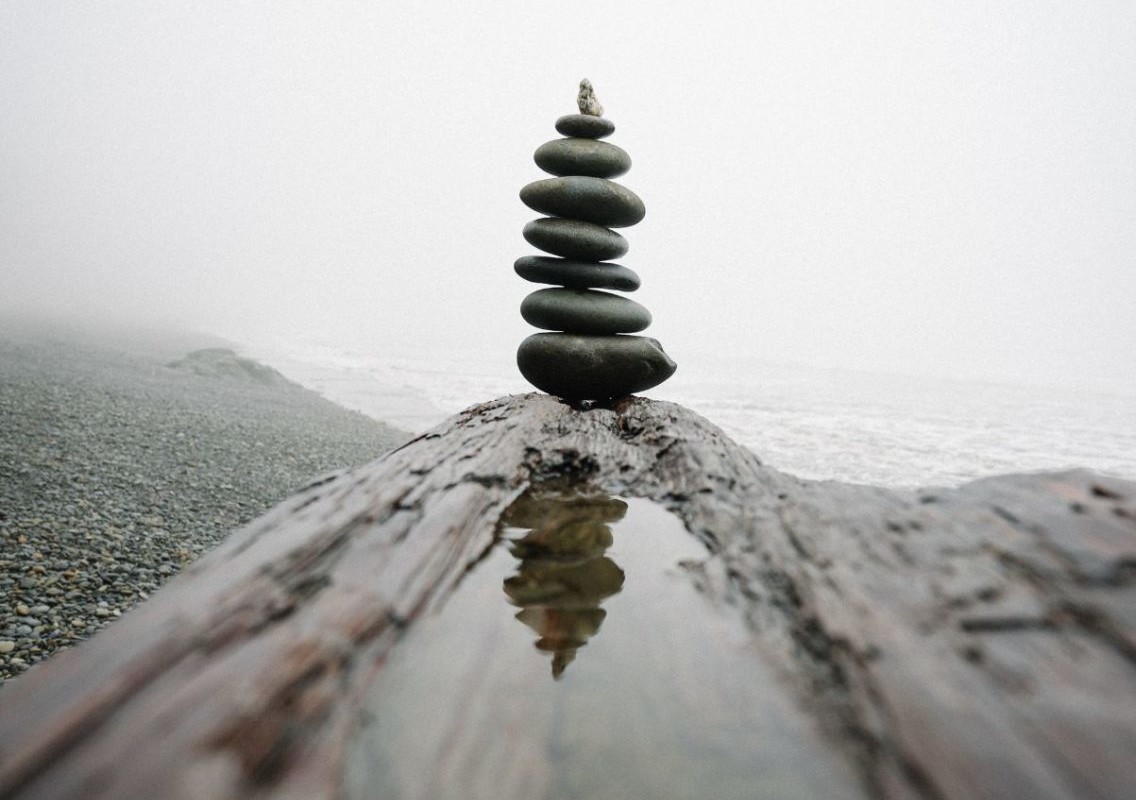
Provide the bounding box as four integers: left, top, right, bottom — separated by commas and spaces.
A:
517, 333, 677, 400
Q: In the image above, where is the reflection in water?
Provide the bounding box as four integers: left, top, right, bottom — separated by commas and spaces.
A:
351, 496, 866, 799
501, 491, 627, 679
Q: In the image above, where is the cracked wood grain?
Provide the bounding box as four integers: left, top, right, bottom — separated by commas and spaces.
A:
0, 393, 1133, 800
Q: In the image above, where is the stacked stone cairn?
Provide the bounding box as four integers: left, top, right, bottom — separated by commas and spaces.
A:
516, 80, 676, 402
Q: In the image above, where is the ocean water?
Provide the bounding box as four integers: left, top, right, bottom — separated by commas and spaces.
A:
243, 336, 1136, 489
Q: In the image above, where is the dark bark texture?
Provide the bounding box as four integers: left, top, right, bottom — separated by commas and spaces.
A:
0, 393, 1133, 799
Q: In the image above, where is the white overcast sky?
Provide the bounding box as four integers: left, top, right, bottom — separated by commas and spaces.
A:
2, 2, 1134, 390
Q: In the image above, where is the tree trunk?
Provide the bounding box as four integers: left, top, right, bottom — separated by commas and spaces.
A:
1, 393, 1133, 800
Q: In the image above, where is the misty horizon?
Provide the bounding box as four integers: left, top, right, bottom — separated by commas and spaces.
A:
3, 2, 1134, 393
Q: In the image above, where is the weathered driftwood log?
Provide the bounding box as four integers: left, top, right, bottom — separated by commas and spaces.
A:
0, 393, 1133, 799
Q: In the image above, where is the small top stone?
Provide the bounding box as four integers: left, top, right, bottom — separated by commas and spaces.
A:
577, 79, 603, 116
555, 114, 615, 139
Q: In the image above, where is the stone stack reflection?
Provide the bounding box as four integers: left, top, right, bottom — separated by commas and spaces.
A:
501, 491, 627, 679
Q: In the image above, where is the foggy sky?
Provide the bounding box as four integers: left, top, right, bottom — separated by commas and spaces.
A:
2, 2, 1134, 391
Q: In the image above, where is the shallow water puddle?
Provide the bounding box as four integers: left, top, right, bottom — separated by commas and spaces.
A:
346, 490, 860, 800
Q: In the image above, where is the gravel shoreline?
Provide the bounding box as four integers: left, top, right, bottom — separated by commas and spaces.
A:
0, 320, 410, 685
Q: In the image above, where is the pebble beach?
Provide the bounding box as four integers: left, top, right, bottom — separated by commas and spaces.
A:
0, 318, 409, 686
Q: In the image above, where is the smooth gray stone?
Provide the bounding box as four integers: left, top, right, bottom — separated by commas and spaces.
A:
521, 177, 645, 228
523, 218, 628, 261
555, 114, 615, 139
521, 288, 651, 334
534, 138, 631, 178
517, 333, 677, 400
514, 256, 640, 292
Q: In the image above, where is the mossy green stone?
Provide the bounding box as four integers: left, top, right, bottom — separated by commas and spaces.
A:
534, 138, 631, 178
522, 218, 628, 261
521, 288, 651, 334
517, 333, 677, 400
514, 256, 640, 292
520, 177, 645, 228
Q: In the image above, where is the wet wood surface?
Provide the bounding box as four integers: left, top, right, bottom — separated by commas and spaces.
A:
0, 392, 1133, 799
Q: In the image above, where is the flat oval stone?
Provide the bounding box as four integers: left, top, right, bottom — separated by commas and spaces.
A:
521, 177, 645, 228
555, 114, 615, 139
517, 333, 677, 400
514, 256, 640, 292
523, 218, 628, 261
534, 138, 631, 178
521, 288, 651, 334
